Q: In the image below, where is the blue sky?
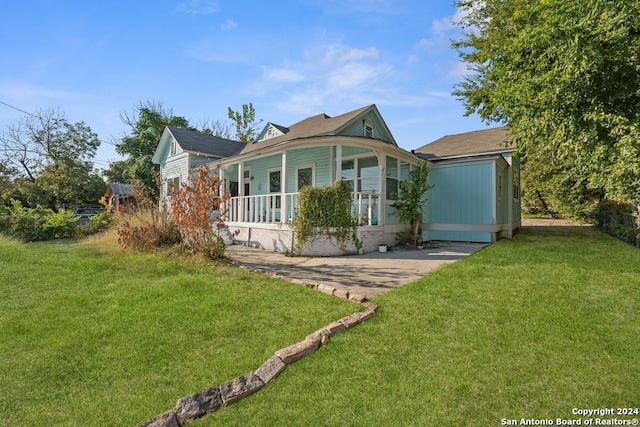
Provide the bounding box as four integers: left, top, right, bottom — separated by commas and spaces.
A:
0, 0, 489, 171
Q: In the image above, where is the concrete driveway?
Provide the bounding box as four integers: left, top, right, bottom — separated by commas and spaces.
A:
226, 242, 487, 299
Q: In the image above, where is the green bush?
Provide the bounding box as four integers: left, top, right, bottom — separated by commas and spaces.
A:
0, 200, 52, 241
291, 181, 360, 254
79, 211, 114, 236
43, 209, 77, 239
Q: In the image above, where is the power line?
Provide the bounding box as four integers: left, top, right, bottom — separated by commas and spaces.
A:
0, 100, 37, 117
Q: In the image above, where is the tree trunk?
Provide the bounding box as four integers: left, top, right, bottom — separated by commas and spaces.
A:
535, 189, 556, 218
411, 213, 422, 245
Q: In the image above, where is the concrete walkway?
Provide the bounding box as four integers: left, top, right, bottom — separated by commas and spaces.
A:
226, 242, 487, 299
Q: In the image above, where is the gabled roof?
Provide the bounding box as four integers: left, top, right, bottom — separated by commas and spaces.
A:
239, 104, 396, 155
106, 182, 134, 197
152, 126, 245, 164
256, 122, 290, 141
414, 126, 514, 160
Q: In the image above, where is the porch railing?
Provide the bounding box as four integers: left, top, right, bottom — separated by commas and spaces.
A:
224, 192, 381, 225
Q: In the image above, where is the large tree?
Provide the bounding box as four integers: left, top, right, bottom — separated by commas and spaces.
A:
108, 101, 193, 192
453, 0, 640, 219
228, 102, 262, 143
0, 107, 104, 208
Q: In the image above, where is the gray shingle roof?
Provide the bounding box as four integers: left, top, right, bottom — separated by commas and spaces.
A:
108, 182, 134, 196
414, 126, 513, 160
240, 105, 374, 155
168, 126, 245, 157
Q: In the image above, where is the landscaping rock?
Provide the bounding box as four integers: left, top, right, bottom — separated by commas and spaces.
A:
340, 312, 360, 328
138, 410, 179, 427
174, 386, 222, 424
324, 319, 348, 335
333, 288, 349, 300
220, 373, 265, 405
274, 338, 321, 365
348, 293, 366, 303
317, 283, 335, 296
358, 309, 376, 322
254, 355, 287, 385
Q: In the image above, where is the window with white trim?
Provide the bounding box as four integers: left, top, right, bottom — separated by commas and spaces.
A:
386, 156, 398, 199
296, 165, 314, 191
269, 168, 281, 208
341, 156, 379, 193
364, 121, 374, 138
167, 177, 180, 196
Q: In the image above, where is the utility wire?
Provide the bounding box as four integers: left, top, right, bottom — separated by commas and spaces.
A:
0, 100, 37, 117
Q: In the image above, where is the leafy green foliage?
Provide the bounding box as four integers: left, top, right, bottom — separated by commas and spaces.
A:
291, 181, 360, 254
0, 107, 104, 209
453, 0, 640, 220
227, 102, 262, 143
391, 162, 433, 244
111, 103, 193, 194
0, 199, 76, 241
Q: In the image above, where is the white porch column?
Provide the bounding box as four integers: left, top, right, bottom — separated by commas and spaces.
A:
238, 163, 244, 222
376, 152, 385, 226
281, 150, 288, 223
335, 144, 342, 183
218, 165, 224, 198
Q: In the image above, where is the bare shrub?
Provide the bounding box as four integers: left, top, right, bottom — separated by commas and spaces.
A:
168, 165, 237, 259
116, 183, 180, 251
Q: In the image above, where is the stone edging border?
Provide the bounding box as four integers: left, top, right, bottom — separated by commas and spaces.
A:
138, 268, 377, 427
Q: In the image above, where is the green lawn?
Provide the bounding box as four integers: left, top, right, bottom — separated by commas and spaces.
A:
195, 227, 640, 426
0, 236, 359, 426
2, 228, 638, 426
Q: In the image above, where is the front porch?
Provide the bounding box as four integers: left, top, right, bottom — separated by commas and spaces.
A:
225, 191, 382, 226
222, 191, 407, 255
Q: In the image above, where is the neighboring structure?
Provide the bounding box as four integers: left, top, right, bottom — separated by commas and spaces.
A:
152, 106, 520, 255
152, 126, 246, 198
104, 182, 135, 212
414, 126, 520, 243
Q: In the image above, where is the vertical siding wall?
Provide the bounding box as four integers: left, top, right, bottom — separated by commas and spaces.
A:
424, 162, 495, 243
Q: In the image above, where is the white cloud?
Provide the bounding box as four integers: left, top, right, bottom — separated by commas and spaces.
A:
448, 61, 472, 79
0, 79, 82, 101
326, 62, 387, 90
406, 54, 419, 65
176, 0, 219, 15
255, 40, 445, 117
321, 43, 378, 64
414, 7, 469, 52
220, 18, 238, 30
262, 67, 307, 83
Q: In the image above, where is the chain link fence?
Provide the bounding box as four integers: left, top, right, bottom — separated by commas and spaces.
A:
596, 201, 639, 248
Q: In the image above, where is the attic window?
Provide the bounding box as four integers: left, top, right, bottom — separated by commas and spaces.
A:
170, 138, 177, 155
364, 121, 374, 138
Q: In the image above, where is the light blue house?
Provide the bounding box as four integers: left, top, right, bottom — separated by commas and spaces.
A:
152, 126, 246, 198
152, 105, 520, 254
414, 126, 520, 243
